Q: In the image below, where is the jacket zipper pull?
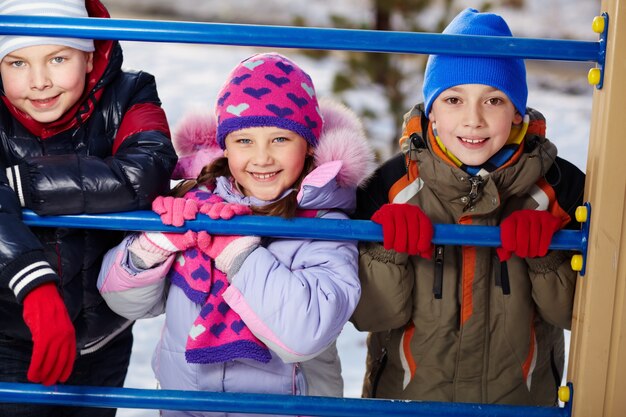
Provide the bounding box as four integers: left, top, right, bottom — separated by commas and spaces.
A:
370, 346, 388, 398
463, 176, 484, 211
433, 245, 444, 299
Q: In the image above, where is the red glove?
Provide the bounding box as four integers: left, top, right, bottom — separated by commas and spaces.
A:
152, 196, 199, 226
497, 210, 561, 261
197, 231, 260, 278
199, 201, 252, 220
371, 203, 434, 258
22, 282, 76, 386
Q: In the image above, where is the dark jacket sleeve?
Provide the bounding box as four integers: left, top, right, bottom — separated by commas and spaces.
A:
546, 156, 586, 229
0, 171, 58, 302
353, 153, 407, 220
10, 71, 177, 215
526, 156, 586, 329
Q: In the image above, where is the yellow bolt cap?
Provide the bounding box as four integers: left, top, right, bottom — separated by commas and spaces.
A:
575, 205, 588, 223
558, 386, 571, 403
571, 255, 583, 271
588, 68, 601, 86
592, 16, 605, 34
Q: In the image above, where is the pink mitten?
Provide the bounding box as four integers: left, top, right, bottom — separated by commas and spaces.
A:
152, 196, 199, 226
197, 231, 260, 279
129, 231, 197, 268
199, 201, 252, 220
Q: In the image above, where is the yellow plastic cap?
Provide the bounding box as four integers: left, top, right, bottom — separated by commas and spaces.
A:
571, 254, 583, 271
592, 16, 605, 34
588, 68, 601, 85
575, 205, 588, 223
558, 385, 571, 403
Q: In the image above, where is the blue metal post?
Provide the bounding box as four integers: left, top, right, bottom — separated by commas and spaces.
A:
0, 13, 589, 417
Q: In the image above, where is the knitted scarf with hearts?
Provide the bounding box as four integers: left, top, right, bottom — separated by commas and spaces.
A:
168, 188, 271, 364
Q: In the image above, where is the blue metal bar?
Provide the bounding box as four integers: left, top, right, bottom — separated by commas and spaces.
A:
21, 209, 583, 251
0, 15, 601, 62
0, 382, 569, 417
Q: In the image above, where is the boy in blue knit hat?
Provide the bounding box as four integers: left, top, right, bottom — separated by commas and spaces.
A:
352, 8, 585, 405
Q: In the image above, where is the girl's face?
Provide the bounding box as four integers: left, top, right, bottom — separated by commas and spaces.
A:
1, 44, 93, 123
224, 126, 311, 201
428, 84, 523, 166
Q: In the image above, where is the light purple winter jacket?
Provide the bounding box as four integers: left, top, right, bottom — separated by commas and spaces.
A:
97, 99, 376, 417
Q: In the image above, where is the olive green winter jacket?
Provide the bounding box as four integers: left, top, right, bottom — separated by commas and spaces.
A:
352, 105, 585, 405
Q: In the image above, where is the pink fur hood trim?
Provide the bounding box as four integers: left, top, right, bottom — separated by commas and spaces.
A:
171, 97, 376, 189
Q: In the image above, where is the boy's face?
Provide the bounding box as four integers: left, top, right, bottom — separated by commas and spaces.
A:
224, 126, 311, 201
1, 44, 93, 123
428, 84, 523, 166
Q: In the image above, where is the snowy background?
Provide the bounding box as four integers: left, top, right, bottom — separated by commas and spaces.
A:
95, 1, 599, 415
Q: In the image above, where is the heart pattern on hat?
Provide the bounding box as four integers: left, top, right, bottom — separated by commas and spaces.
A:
217, 92, 231, 106
243, 59, 264, 70
226, 103, 249, 116
215, 52, 323, 148
276, 61, 294, 74
287, 93, 308, 108
267, 104, 294, 118
243, 87, 271, 100
231, 74, 251, 85
301, 83, 315, 98
266, 74, 290, 87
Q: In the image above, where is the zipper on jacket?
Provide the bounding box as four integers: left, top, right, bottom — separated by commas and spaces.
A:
494, 255, 511, 295
433, 245, 444, 299
463, 176, 484, 212
369, 330, 392, 398
370, 347, 388, 398
293, 362, 305, 395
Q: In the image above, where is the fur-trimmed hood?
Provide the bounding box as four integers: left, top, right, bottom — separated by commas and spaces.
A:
172, 97, 376, 212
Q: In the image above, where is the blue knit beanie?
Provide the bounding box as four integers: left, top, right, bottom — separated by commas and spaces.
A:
423, 8, 527, 116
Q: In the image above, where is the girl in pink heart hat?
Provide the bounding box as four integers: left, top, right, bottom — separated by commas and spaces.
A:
99, 52, 376, 415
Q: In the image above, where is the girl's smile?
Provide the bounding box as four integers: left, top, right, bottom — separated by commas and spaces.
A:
249, 170, 281, 180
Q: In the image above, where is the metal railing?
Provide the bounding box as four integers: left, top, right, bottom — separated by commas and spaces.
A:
0, 11, 599, 417
0, 381, 573, 417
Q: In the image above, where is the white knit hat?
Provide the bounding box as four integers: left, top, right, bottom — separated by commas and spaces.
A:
0, 0, 95, 62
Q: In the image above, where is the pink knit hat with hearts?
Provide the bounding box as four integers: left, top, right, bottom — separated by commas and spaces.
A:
215, 53, 323, 149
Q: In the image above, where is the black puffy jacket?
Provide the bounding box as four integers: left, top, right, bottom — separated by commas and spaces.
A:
0, 0, 177, 352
